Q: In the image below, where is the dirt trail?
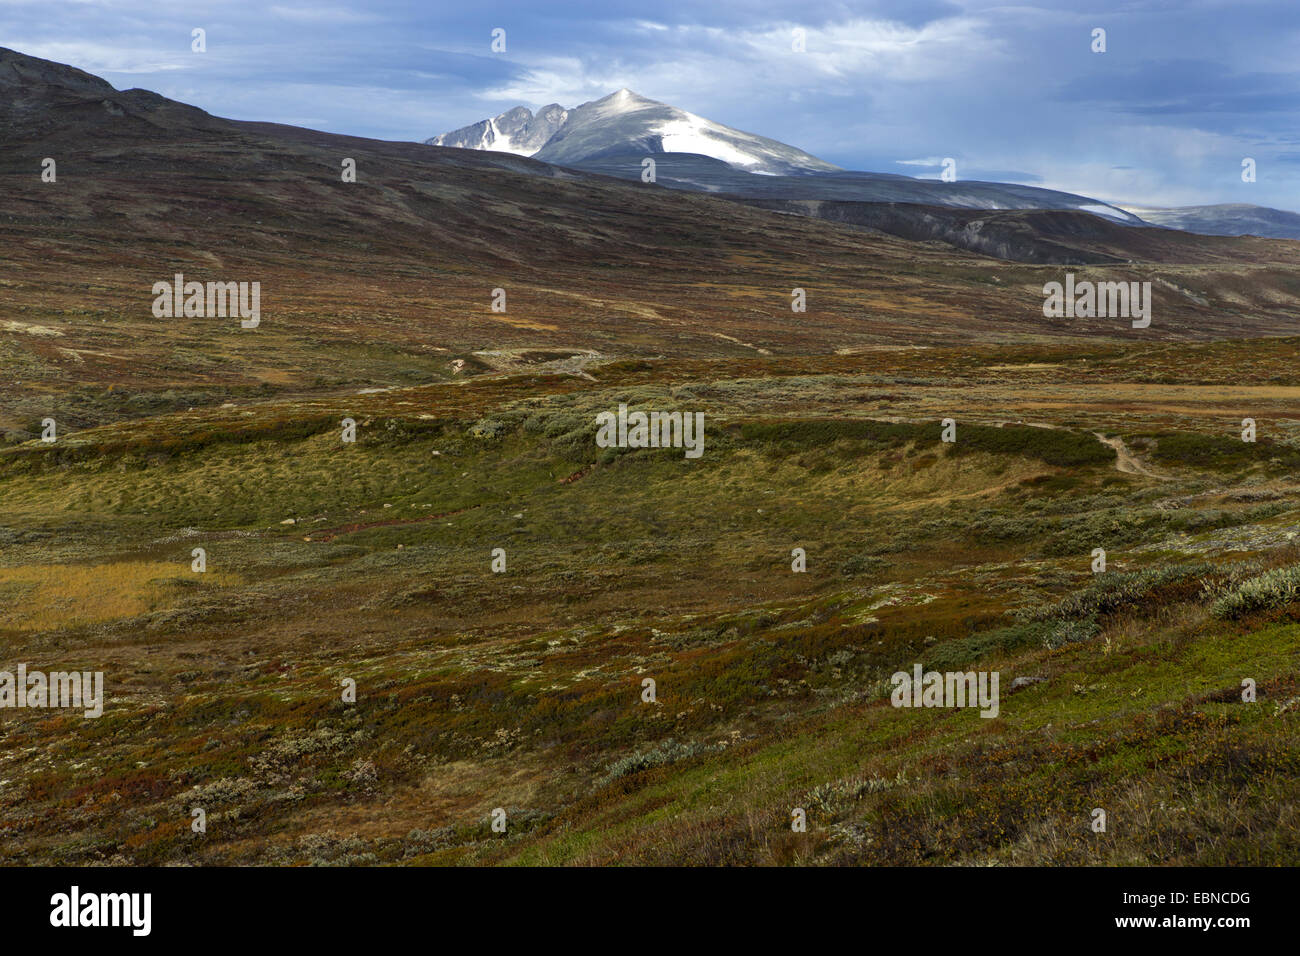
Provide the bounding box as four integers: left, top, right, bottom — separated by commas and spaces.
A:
1093, 432, 1173, 480
992, 419, 1173, 480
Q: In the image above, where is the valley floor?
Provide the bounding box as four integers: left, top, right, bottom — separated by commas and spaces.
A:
1, 338, 1298, 864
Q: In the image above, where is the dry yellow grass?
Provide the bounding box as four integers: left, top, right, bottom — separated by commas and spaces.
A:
0, 561, 239, 631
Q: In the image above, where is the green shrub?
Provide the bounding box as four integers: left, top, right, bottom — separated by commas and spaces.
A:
1022, 563, 1215, 623
839, 554, 891, 577
921, 618, 1098, 670
1152, 432, 1300, 472
738, 419, 1112, 468
597, 738, 725, 786
954, 424, 1114, 468
922, 621, 1054, 669
467, 418, 510, 440
1211, 566, 1300, 619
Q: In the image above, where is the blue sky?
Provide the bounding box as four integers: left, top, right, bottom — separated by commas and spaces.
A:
4, 0, 1298, 209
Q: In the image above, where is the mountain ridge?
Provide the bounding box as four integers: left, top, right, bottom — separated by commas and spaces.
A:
430, 89, 1300, 240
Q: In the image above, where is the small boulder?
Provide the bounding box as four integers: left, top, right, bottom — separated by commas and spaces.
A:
1010, 676, 1047, 690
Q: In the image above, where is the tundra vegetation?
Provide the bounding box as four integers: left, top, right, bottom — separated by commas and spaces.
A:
1, 339, 1299, 865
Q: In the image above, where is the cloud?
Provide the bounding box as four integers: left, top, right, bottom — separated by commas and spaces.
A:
5, 39, 190, 75
268, 5, 384, 24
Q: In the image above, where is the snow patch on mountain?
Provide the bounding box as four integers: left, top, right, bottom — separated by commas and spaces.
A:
1078, 203, 1140, 223
653, 113, 775, 170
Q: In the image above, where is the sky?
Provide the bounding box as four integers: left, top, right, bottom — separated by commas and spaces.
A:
3, 0, 1298, 210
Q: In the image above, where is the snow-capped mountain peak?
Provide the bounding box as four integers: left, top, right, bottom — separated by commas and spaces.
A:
426, 103, 568, 157
427, 90, 840, 175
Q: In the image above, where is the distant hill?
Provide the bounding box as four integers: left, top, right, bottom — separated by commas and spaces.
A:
1, 42, 1298, 387
1119, 203, 1300, 240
